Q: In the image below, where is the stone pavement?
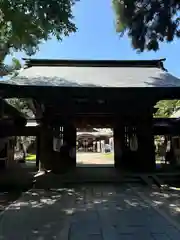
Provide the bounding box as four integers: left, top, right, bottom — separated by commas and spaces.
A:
0, 184, 180, 239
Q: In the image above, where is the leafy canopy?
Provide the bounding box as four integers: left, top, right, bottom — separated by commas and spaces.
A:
3, 58, 34, 117
113, 0, 180, 52
154, 100, 180, 117
0, 0, 77, 60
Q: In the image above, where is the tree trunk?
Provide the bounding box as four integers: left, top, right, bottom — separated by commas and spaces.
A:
0, 48, 9, 62
20, 136, 27, 159
0, 47, 9, 76
16, 136, 27, 161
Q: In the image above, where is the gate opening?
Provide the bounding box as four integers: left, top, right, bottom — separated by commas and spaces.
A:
76, 128, 114, 167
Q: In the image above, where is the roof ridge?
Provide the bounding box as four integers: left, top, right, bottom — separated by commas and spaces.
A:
22, 58, 166, 69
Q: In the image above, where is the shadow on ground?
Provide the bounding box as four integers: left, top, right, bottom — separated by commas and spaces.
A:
0, 184, 180, 239
0, 162, 36, 213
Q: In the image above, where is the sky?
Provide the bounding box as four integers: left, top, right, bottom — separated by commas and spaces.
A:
5, 0, 180, 77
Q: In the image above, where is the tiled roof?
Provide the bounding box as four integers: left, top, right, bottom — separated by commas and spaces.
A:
2, 59, 180, 88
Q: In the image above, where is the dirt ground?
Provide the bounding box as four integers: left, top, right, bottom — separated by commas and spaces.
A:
77, 152, 114, 165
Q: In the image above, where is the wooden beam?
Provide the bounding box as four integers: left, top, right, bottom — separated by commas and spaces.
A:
0, 83, 170, 101
44, 101, 155, 118
0, 126, 39, 137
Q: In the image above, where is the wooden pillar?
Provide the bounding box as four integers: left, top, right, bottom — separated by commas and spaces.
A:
63, 123, 76, 169
7, 138, 15, 168
39, 124, 53, 171
0, 99, 6, 169
137, 115, 156, 172
36, 134, 40, 168
0, 98, 4, 118
114, 122, 125, 169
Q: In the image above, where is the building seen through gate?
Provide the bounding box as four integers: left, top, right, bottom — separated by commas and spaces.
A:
77, 128, 113, 152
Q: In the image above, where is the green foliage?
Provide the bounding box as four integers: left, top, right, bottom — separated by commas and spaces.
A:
0, 57, 22, 76
6, 98, 33, 117
3, 58, 35, 117
11, 58, 21, 70
154, 100, 180, 117
0, 0, 77, 61
113, 0, 180, 52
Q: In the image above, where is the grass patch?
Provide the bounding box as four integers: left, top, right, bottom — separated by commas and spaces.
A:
102, 152, 114, 158
26, 154, 36, 161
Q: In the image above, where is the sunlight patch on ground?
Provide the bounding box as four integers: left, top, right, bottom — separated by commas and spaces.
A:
25, 152, 164, 166
102, 152, 114, 158
26, 154, 36, 161
76, 153, 114, 165
2, 186, 180, 239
